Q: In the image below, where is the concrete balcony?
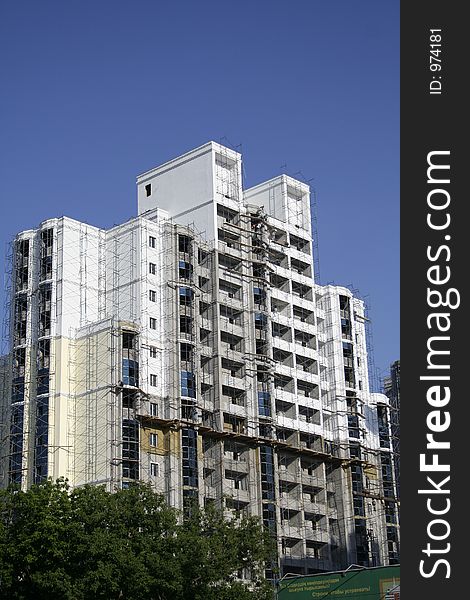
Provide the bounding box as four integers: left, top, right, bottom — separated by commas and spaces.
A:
300, 473, 325, 489
273, 363, 296, 379
327, 505, 338, 519
217, 215, 242, 231
217, 264, 244, 285
280, 523, 304, 539
217, 293, 243, 311
279, 492, 302, 508
290, 294, 316, 312
304, 527, 330, 545
219, 319, 244, 338
218, 240, 243, 259
270, 287, 292, 305
221, 399, 246, 417
275, 415, 299, 431
296, 420, 323, 436
296, 370, 321, 387
301, 498, 327, 514
303, 555, 333, 571
277, 467, 302, 484
272, 312, 292, 328
222, 485, 250, 504
200, 317, 212, 331
272, 337, 294, 354
269, 263, 292, 281
326, 481, 336, 493
203, 457, 217, 470
219, 342, 245, 360
287, 245, 313, 264
223, 458, 249, 473
200, 372, 214, 387
292, 318, 317, 335
203, 485, 219, 499
289, 270, 315, 289
294, 341, 317, 355
221, 371, 246, 389
200, 343, 213, 357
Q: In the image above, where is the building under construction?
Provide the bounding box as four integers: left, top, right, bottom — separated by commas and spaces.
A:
0, 142, 399, 577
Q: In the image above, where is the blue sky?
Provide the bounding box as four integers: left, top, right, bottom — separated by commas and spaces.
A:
0, 1, 399, 379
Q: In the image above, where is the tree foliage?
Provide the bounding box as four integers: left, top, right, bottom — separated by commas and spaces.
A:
0, 480, 275, 600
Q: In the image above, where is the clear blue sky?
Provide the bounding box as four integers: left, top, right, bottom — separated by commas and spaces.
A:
0, 1, 399, 379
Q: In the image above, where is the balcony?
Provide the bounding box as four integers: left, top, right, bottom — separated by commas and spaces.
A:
221, 369, 246, 390
273, 387, 296, 405
280, 523, 304, 539
220, 318, 244, 338
278, 466, 301, 484
270, 286, 291, 305
301, 497, 327, 515
304, 527, 330, 545
223, 458, 249, 473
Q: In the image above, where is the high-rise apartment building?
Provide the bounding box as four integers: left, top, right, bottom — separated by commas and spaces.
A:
0, 142, 399, 575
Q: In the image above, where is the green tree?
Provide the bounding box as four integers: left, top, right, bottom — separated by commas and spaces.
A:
0, 480, 275, 600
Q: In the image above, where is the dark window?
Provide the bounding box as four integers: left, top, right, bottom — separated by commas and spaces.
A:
178, 235, 192, 253
254, 313, 267, 329
122, 419, 139, 480
180, 315, 192, 334
258, 391, 271, 417
122, 389, 137, 408
122, 359, 139, 387
180, 343, 193, 362
253, 287, 266, 305
181, 371, 196, 398
122, 332, 136, 349
179, 261, 193, 280
179, 287, 193, 306
145, 183, 152, 197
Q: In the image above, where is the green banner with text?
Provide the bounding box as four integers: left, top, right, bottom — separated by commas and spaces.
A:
278, 566, 400, 600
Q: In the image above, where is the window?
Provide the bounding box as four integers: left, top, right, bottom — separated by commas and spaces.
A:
150, 317, 157, 330
122, 419, 139, 480
179, 260, 193, 280
149, 262, 157, 275
253, 287, 266, 305
145, 183, 152, 197
150, 402, 158, 417
149, 433, 158, 447
149, 346, 157, 358
180, 343, 193, 362
178, 235, 192, 253
122, 359, 139, 387
180, 315, 192, 334
254, 313, 267, 329
181, 371, 196, 398
179, 287, 193, 306
258, 391, 271, 417
149, 289, 156, 302
150, 462, 159, 476
149, 235, 156, 248
150, 374, 158, 387
122, 331, 136, 349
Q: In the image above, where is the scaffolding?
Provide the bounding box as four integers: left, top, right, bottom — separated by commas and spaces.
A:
0, 143, 399, 581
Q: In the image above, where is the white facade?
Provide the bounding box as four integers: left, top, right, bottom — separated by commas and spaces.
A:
0, 142, 399, 576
